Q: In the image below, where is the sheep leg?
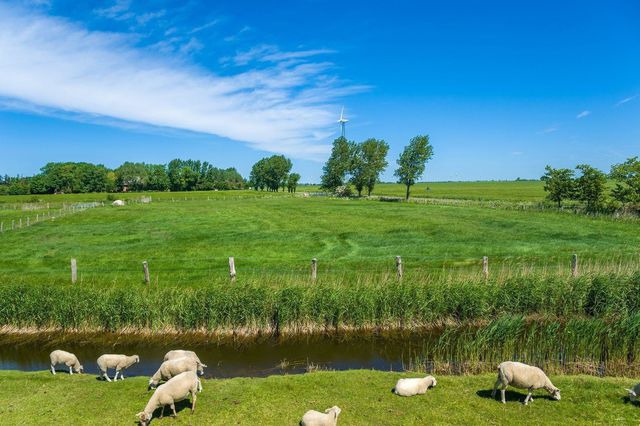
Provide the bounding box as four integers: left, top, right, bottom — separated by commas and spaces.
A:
120, 372, 125, 380
51, 364, 56, 375
160, 406, 165, 418
491, 378, 501, 399
113, 371, 119, 381
103, 372, 112, 382
69, 366, 73, 375
191, 391, 197, 414
170, 403, 177, 418
524, 389, 533, 405
501, 389, 506, 404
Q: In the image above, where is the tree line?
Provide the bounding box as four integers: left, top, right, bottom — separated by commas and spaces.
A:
319, 135, 433, 199
0, 159, 245, 195
542, 157, 640, 212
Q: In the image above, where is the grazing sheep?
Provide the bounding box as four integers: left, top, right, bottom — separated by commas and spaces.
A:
136, 371, 202, 425
392, 375, 437, 397
491, 361, 561, 405
300, 406, 341, 426
163, 350, 203, 365
625, 383, 640, 402
112, 200, 125, 206
97, 354, 140, 382
49, 350, 83, 375
148, 357, 207, 390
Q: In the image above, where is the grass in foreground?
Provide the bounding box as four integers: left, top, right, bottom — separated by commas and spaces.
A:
0, 370, 637, 425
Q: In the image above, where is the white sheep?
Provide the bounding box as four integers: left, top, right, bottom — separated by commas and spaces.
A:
300, 406, 341, 426
491, 361, 561, 405
392, 375, 437, 397
136, 370, 202, 425
97, 354, 140, 382
49, 350, 84, 375
625, 383, 640, 402
163, 350, 203, 365
112, 200, 125, 206
148, 356, 207, 390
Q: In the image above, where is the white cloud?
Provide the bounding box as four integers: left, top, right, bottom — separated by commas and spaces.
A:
230, 44, 335, 66
93, 0, 133, 21
190, 19, 221, 34
576, 110, 590, 119
538, 126, 558, 134
615, 95, 638, 107
0, 4, 364, 160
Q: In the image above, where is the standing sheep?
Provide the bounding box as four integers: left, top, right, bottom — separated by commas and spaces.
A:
492, 361, 561, 405
163, 350, 203, 364
97, 354, 140, 382
392, 375, 437, 397
300, 406, 341, 426
136, 371, 202, 425
148, 356, 207, 390
49, 350, 84, 375
625, 383, 640, 402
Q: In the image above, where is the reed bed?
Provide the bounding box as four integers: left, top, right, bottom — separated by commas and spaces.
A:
1, 272, 639, 333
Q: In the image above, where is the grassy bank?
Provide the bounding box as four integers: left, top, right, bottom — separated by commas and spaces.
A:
0, 370, 637, 425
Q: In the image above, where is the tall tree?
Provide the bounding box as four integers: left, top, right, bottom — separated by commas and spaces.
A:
394, 135, 434, 200
114, 162, 148, 192
287, 173, 301, 193
320, 137, 357, 192
249, 155, 292, 191
541, 166, 575, 208
575, 164, 607, 212
350, 138, 389, 196
610, 157, 640, 205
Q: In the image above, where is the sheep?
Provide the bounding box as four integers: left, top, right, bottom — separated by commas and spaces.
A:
625, 383, 640, 402
112, 200, 125, 206
148, 356, 207, 390
491, 361, 561, 405
49, 350, 84, 375
136, 370, 202, 425
163, 350, 203, 365
300, 406, 341, 426
392, 375, 437, 397
97, 354, 140, 382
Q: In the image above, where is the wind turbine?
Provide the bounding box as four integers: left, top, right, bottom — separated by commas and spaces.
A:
338, 107, 348, 138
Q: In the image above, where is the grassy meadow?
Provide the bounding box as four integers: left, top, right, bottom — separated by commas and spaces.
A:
0, 370, 637, 425
0, 195, 638, 286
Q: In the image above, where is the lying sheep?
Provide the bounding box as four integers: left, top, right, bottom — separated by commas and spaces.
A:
392, 375, 437, 397
148, 356, 207, 390
163, 350, 203, 364
492, 361, 561, 405
625, 383, 640, 402
49, 350, 84, 375
300, 406, 341, 426
97, 354, 140, 382
136, 370, 202, 425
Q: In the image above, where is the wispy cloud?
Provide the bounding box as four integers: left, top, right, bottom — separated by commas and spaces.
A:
576, 110, 591, 119
224, 25, 251, 42
93, 0, 133, 21
615, 95, 638, 107
0, 4, 363, 160
189, 19, 221, 34
229, 44, 336, 66
538, 126, 558, 134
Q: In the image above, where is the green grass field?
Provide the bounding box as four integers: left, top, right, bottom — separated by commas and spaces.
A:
0, 370, 637, 425
0, 196, 637, 285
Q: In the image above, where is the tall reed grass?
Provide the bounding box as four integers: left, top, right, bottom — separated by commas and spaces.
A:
1, 272, 639, 334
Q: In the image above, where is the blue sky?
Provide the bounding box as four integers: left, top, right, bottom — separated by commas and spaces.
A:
0, 0, 638, 182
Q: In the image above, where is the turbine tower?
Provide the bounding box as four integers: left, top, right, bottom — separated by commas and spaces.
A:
338, 107, 348, 138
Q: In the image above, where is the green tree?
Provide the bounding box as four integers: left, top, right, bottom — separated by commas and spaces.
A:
575, 164, 607, 212
351, 138, 389, 196
320, 137, 357, 192
394, 135, 434, 200
610, 157, 640, 205
146, 164, 170, 191
114, 162, 148, 192
287, 173, 301, 193
541, 166, 575, 208
249, 155, 292, 192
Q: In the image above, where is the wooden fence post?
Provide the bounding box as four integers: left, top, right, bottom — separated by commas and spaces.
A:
311, 258, 318, 282
12, 220, 15, 230
482, 256, 489, 279
142, 261, 150, 284
571, 254, 578, 277
0, 222, 3, 233
71, 259, 77, 284
26, 217, 30, 227
396, 256, 403, 279
229, 257, 237, 281
19, 218, 22, 228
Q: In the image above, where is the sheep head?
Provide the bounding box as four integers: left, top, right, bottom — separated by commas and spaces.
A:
75, 364, 84, 374
136, 412, 150, 425
325, 406, 341, 419
550, 388, 561, 401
